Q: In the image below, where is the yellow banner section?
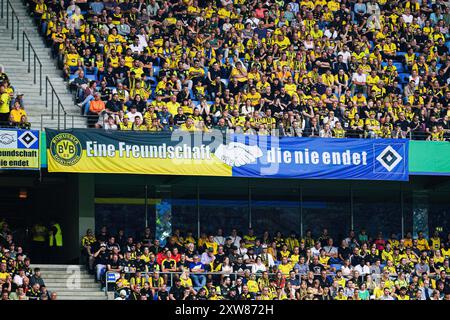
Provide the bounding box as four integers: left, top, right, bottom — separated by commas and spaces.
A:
47, 150, 233, 177
0, 149, 39, 169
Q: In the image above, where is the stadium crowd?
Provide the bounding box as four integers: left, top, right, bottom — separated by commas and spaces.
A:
82, 226, 450, 300
0, 220, 55, 300
29, 0, 450, 140
0, 67, 31, 129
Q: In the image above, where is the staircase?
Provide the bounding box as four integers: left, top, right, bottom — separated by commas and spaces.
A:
31, 264, 108, 300
0, 0, 86, 129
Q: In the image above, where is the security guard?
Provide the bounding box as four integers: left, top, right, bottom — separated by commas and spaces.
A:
49, 221, 63, 263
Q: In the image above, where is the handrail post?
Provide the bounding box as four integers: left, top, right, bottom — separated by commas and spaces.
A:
45, 77, 48, 109
39, 64, 42, 95
1, 0, 3, 19
33, 55, 36, 84
28, 44, 30, 73
16, 17, 19, 50
6, 2, 8, 29
11, 6, 13, 39
52, 92, 54, 120
57, 101, 60, 130
22, 31, 25, 61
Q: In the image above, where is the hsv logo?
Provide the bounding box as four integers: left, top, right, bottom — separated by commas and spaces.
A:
376, 146, 402, 172
18, 131, 38, 148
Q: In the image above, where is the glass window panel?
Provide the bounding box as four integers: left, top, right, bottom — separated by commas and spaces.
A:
199, 185, 249, 236
95, 185, 153, 239
428, 191, 450, 236
353, 188, 402, 240
302, 186, 351, 241
250, 186, 300, 238
171, 185, 198, 238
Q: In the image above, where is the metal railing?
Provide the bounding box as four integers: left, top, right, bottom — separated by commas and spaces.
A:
1, 0, 43, 97
45, 76, 66, 130
40, 114, 105, 131
1, 0, 20, 50
105, 271, 281, 293
22, 31, 42, 95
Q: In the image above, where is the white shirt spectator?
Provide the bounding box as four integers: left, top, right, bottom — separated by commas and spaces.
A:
409, 75, 420, 87
237, 246, 247, 256
322, 116, 339, 129
137, 35, 148, 48
241, 105, 255, 116
337, 50, 352, 64
213, 235, 225, 246
311, 246, 321, 257
402, 14, 413, 24
354, 264, 371, 276
341, 265, 353, 277
352, 72, 367, 84
324, 29, 339, 39
104, 122, 118, 130
13, 274, 24, 286
252, 262, 267, 274
129, 43, 144, 54
125, 111, 143, 123
228, 234, 242, 248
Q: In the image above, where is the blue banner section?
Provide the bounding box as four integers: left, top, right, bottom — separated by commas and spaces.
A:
228, 136, 409, 181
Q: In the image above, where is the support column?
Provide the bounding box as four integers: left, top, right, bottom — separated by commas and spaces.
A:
412, 191, 429, 238
77, 174, 95, 261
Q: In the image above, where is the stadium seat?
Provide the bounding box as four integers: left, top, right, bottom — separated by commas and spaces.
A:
331, 264, 342, 271
153, 66, 160, 77
445, 41, 450, 51
85, 74, 97, 81
189, 89, 195, 100
399, 73, 410, 84
394, 63, 405, 73
221, 79, 229, 87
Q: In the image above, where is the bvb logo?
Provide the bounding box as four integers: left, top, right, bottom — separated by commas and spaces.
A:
50, 133, 82, 166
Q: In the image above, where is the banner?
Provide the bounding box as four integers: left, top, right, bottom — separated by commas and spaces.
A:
46, 129, 409, 181
0, 129, 40, 170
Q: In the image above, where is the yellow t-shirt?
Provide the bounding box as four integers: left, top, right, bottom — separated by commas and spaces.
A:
10, 109, 27, 122
278, 263, 293, 276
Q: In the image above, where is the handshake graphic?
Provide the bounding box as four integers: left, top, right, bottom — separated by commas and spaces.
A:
214, 142, 263, 167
